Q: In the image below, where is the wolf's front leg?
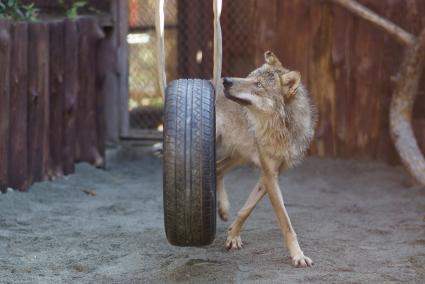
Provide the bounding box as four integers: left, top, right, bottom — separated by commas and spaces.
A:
226, 181, 265, 249
261, 172, 313, 268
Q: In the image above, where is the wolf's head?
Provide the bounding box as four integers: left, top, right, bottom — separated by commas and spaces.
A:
222, 51, 301, 112
222, 51, 316, 167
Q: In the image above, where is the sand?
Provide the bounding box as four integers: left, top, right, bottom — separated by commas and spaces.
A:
1, 147, 424, 283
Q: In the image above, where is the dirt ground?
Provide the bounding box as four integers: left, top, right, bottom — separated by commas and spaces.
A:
0, 147, 424, 283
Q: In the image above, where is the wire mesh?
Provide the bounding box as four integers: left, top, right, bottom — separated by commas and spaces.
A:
127, 0, 256, 133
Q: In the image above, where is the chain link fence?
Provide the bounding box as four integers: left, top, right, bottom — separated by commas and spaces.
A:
128, 0, 256, 136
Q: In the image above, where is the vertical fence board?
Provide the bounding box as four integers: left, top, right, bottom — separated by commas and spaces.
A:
28, 22, 50, 183
109, 0, 129, 141
77, 18, 103, 165
0, 22, 11, 193
253, 0, 278, 66
115, 0, 129, 139
92, 20, 105, 167
9, 22, 29, 190
96, 28, 114, 168
76, 19, 89, 162
49, 21, 65, 177
63, 20, 79, 175
308, 2, 337, 157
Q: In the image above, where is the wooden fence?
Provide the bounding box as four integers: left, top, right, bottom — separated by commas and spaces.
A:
0, 17, 107, 192
253, 0, 425, 164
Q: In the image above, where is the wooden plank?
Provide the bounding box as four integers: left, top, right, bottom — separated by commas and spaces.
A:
62, 20, 79, 175
8, 22, 29, 190
28, 22, 50, 183
49, 21, 65, 177
96, 26, 116, 167
76, 18, 88, 162
308, 1, 337, 157
77, 17, 103, 165
330, 4, 353, 159
0, 21, 11, 193
104, 0, 124, 144
109, 0, 130, 139
253, 0, 278, 65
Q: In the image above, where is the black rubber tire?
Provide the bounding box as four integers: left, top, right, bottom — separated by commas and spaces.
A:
163, 79, 216, 246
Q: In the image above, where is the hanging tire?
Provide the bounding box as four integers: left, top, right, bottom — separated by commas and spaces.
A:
163, 79, 216, 246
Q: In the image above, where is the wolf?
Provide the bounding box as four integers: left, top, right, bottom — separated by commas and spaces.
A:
216, 51, 317, 268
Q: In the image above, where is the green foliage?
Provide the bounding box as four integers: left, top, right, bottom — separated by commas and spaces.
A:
58, 0, 87, 20
0, 0, 39, 21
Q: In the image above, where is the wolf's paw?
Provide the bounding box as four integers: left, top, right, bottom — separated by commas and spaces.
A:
291, 254, 314, 268
225, 234, 243, 250
218, 201, 229, 221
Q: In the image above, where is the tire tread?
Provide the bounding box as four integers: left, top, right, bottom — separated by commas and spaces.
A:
163, 79, 216, 246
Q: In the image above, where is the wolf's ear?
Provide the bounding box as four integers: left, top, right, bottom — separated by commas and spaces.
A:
264, 51, 282, 67
280, 71, 301, 98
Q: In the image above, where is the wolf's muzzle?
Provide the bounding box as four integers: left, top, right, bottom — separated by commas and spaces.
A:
222, 77, 251, 106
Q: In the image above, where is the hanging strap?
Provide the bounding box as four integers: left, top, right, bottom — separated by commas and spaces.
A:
213, 0, 223, 94
155, 0, 166, 98
155, 0, 223, 97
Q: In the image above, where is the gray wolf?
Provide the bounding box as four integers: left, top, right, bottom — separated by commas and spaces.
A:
216, 51, 317, 267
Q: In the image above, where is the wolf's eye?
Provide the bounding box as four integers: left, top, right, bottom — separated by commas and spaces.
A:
256, 82, 263, 88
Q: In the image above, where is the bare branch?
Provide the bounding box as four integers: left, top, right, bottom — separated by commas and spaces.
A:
331, 0, 415, 46
390, 28, 425, 185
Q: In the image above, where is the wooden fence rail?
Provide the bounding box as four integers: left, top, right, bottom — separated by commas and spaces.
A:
0, 16, 106, 192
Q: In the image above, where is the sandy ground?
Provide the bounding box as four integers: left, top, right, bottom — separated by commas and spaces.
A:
0, 146, 424, 283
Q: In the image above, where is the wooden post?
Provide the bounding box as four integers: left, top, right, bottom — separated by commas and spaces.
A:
9, 22, 29, 190
77, 17, 104, 165
28, 22, 50, 183
62, 20, 79, 175
0, 22, 11, 193
101, 1, 122, 145
49, 21, 65, 177
96, 27, 117, 167
111, 0, 129, 139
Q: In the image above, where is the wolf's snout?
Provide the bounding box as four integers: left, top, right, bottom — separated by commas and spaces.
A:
223, 77, 233, 89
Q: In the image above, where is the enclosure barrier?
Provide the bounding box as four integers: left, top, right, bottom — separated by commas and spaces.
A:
0, 17, 108, 192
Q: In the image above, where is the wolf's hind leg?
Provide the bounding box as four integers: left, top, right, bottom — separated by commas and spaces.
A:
226, 180, 265, 249
216, 155, 242, 221
216, 175, 230, 221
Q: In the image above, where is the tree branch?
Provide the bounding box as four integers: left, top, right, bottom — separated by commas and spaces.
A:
390, 29, 425, 185
330, 0, 415, 46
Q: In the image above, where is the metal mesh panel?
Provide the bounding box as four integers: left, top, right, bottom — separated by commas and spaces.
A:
127, 0, 256, 134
